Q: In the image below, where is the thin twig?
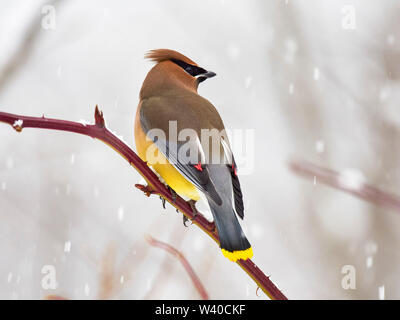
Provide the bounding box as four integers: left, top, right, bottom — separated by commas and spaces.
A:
145, 234, 209, 300
289, 158, 400, 212
143, 224, 185, 299
97, 244, 117, 300
0, 107, 287, 300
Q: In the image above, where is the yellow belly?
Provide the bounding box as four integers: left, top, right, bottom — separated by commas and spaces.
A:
149, 153, 200, 201
134, 117, 200, 201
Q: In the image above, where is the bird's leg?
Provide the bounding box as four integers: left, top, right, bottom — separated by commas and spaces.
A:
188, 200, 198, 221
182, 200, 198, 227
168, 186, 177, 203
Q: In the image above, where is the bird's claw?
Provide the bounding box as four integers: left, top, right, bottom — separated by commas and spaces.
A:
182, 200, 198, 227
159, 186, 176, 210
160, 196, 166, 209
183, 214, 191, 227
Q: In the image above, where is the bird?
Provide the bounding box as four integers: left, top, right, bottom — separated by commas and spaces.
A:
134, 49, 252, 262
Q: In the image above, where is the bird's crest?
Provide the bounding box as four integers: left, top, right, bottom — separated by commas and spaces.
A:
145, 49, 198, 66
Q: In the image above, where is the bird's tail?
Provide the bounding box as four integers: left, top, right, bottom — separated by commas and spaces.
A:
209, 200, 252, 261
206, 165, 252, 262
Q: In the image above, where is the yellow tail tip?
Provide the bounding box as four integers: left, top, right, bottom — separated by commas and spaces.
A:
221, 247, 253, 262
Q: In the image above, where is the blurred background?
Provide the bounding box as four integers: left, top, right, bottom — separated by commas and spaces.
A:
0, 0, 399, 299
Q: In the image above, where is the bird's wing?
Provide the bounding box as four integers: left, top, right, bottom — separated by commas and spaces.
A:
140, 94, 224, 205
220, 138, 244, 219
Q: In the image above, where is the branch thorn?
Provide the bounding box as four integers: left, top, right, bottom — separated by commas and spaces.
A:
94, 105, 105, 128
135, 184, 156, 197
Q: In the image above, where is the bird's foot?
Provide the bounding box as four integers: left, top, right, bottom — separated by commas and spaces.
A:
182, 200, 198, 227
159, 186, 176, 210
183, 214, 191, 227
160, 196, 166, 209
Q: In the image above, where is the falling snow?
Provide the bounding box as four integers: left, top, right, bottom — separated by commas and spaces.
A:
315, 140, 325, 153
365, 241, 378, 255
313, 68, 320, 80
194, 236, 205, 252
84, 283, 90, 296
284, 38, 298, 63
289, 83, 294, 95
70, 153, 75, 165
118, 206, 124, 221
244, 76, 252, 88
64, 241, 71, 253
379, 285, 385, 300
146, 278, 152, 290
12, 119, 23, 128
250, 224, 263, 239
366, 256, 373, 268
379, 86, 390, 102
338, 169, 366, 190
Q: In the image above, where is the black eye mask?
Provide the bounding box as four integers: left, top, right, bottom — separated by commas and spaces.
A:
171, 59, 208, 77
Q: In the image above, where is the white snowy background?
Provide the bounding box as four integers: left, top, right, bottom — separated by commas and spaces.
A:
0, 0, 399, 299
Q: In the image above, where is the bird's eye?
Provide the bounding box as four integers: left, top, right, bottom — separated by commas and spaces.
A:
171, 59, 201, 77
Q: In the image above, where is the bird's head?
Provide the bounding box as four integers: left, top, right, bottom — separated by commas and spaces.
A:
169, 58, 216, 84
142, 49, 216, 96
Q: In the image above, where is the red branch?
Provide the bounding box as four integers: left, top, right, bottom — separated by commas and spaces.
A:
289, 158, 400, 212
145, 235, 209, 300
0, 107, 287, 300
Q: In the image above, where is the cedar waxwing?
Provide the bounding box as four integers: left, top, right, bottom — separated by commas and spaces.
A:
134, 49, 252, 262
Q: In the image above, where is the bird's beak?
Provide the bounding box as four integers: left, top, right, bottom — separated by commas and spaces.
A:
203, 71, 216, 78
197, 70, 216, 83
